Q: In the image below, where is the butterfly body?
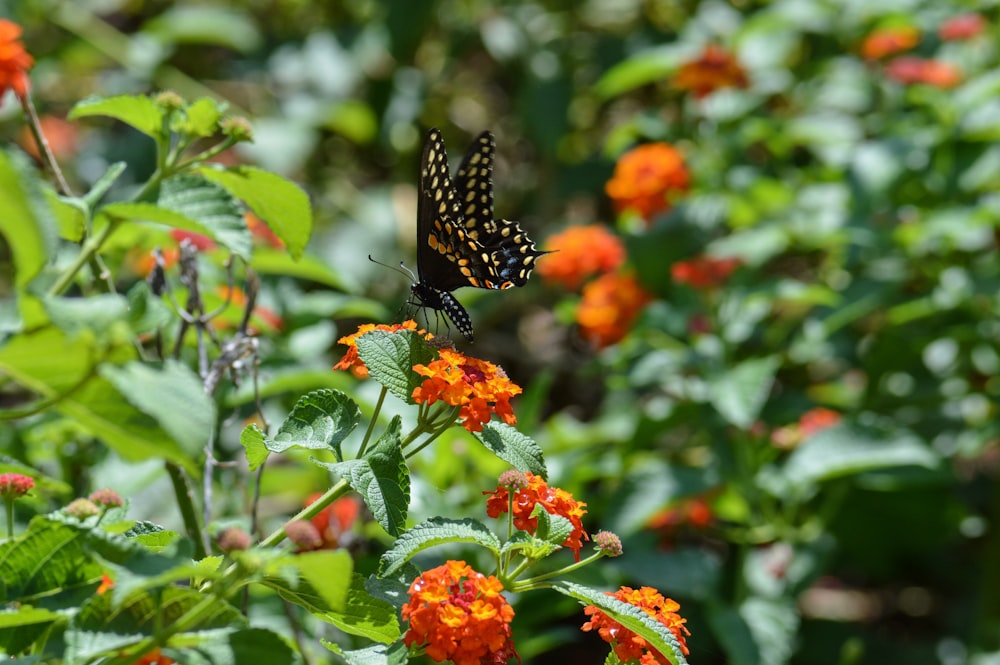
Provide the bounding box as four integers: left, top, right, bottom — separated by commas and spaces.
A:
411, 128, 548, 341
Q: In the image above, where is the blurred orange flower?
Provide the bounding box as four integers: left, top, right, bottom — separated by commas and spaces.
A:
885, 57, 962, 88
96, 573, 114, 595
484, 471, 589, 560
673, 45, 749, 98
412, 348, 521, 433
939, 13, 985, 41
402, 560, 518, 665
305, 493, 361, 549
537, 224, 625, 290
581, 586, 690, 661
576, 272, 652, 348
0, 20, 33, 99
333, 320, 431, 378
131, 648, 176, 665
19, 115, 78, 161
861, 25, 919, 60
606, 143, 690, 221
671, 255, 741, 289
771, 406, 841, 449
648, 496, 714, 534
217, 285, 283, 332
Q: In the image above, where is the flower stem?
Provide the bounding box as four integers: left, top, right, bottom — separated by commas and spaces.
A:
47, 217, 120, 296
258, 478, 351, 548
510, 551, 606, 591
4, 498, 13, 539
357, 386, 388, 459
20, 92, 73, 196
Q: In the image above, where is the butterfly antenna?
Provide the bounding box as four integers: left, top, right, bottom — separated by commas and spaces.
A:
368, 254, 418, 282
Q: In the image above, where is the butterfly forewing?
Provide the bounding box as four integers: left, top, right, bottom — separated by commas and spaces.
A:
455, 131, 496, 242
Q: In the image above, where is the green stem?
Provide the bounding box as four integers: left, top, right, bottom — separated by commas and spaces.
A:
258, 478, 351, 548
357, 386, 388, 459
510, 551, 605, 591
20, 92, 73, 196
165, 462, 207, 560
47, 218, 120, 296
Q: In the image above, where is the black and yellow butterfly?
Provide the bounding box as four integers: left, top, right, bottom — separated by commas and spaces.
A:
409, 128, 548, 341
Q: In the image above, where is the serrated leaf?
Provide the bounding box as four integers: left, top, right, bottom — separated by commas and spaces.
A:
100, 360, 215, 459
707, 356, 780, 429
322, 640, 409, 665
240, 424, 269, 471
198, 166, 313, 259
555, 581, 689, 665
499, 531, 561, 560
379, 518, 500, 576
262, 551, 352, 615
313, 417, 409, 536
780, 425, 939, 492
266, 389, 360, 456
355, 330, 434, 402
531, 505, 574, 550
475, 422, 547, 477
125, 280, 173, 334
0, 519, 104, 602
319, 574, 400, 643
158, 174, 252, 258
176, 627, 296, 665
43, 293, 130, 336
69, 95, 165, 139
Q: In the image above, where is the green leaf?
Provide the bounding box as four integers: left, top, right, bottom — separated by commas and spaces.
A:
500, 530, 562, 561
176, 627, 297, 665
475, 422, 547, 477
69, 95, 165, 139
47, 189, 86, 242
595, 46, 684, 99
250, 248, 358, 292
531, 504, 574, 550
240, 424, 269, 471
43, 293, 130, 336
0, 519, 103, 602
266, 389, 360, 457
125, 280, 173, 334
157, 174, 252, 258
141, 6, 262, 52
323, 641, 410, 665
378, 518, 501, 576
0, 149, 57, 289
81, 161, 128, 210
67, 586, 246, 661
198, 166, 313, 259
554, 581, 689, 665
707, 356, 780, 429
355, 330, 434, 402
0, 606, 62, 655
99, 360, 215, 459
313, 416, 409, 536
319, 574, 400, 643
262, 550, 352, 614
780, 425, 940, 492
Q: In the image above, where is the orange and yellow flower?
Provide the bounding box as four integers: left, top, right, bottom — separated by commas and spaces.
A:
860, 25, 919, 60
581, 586, 690, 661
537, 224, 626, 290
0, 20, 33, 99
606, 143, 690, 221
576, 272, 652, 349
484, 471, 589, 560
673, 45, 749, 98
671, 255, 741, 289
885, 57, 962, 88
939, 13, 985, 41
412, 348, 521, 433
402, 560, 518, 665
305, 493, 361, 549
334, 321, 431, 378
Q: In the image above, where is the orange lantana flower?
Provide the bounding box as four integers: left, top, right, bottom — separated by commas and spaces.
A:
0, 20, 33, 99
305, 493, 361, 549
576, 272, 652, 349
606, 143, 690, 222
860, 25, 919, 60
939, 13, 986, 41
673, 45, 749, 99
334, 321, 431, 378
671, 255, 741, 289
581, 586, 691, 661
885, 57, 962, 88
402, 560, 518, 665
130, 648, 176, 665
412, 348, 521, 433
536, 224, 626, 290
484, 471, 589, 560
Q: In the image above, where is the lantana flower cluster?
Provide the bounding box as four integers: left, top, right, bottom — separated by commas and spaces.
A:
582, 585, 691, 662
